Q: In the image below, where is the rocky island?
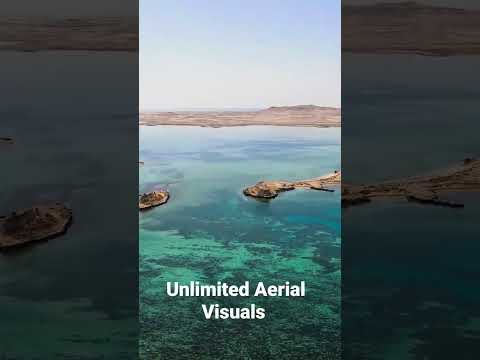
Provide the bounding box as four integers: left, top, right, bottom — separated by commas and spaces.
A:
0, 137, 14, 145
139, 191, 170, 211
140, 105, 340, 128
0, 203, 72, 250
343, 158, 480, 208
244, 172, 341, 200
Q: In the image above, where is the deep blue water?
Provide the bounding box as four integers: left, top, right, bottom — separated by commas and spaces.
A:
343, 54, 480, 359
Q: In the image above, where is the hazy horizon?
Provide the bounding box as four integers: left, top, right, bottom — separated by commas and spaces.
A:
139, 104, 341, 113
140, 0, 340, 111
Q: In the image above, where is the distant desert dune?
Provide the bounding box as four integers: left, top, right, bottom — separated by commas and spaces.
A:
4, 3, 480, 55
0, 18, 137, 52
343, 2, 480, 56
140, 105, 340, 128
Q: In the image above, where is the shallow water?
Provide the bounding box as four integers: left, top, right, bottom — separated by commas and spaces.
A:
139, 126, 341, 359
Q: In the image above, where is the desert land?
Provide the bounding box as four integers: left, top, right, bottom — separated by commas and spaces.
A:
0, 17, 137, 52
5, 4, 480, 55
140, 105, 340, 128
343, 2, 480, 56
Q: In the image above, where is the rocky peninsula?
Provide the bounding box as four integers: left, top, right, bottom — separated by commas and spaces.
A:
343, 158, 480, 208
140, 105, 340, 128
139, 191, 170, 211
0, 203, 72, 250
244, 172, 341, 200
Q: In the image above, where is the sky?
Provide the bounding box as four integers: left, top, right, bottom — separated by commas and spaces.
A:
140, 0, 341, 110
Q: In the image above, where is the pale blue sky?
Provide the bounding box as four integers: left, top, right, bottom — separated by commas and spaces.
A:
140, 0, 340, 110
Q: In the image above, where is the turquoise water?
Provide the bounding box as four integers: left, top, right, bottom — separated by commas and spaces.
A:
140, 126, 341, 359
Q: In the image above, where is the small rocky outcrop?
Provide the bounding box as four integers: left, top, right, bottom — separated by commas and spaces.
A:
0, 203, 72, 250
243, 181, 295, 199
0, 137, 14, 145
139, 191, 169, 210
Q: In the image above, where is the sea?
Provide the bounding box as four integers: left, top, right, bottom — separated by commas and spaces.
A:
139, 125, 341, 359
342, 54, 480, 359
0, 51, 138, 359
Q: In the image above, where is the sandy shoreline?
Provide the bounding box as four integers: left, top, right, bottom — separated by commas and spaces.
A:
140, 105, 341, 128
